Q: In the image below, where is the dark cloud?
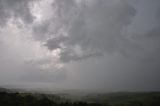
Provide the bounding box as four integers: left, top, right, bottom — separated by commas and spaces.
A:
0, 0, 34, 26
59, 48, 102, 63
53, 0, 77, 26
144, 27, 160, 38
43, 0, 136, 63
44, 36, 68, 50
33, 22, 50, 41
1, 0, 160, 91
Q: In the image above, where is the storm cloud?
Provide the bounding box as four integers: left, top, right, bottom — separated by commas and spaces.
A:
0, 0, 160, 91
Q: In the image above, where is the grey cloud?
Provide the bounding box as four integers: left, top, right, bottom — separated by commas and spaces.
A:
30, 0, 160, 90
1, 0, 160, 91
43, 0, 136, 63
0, 49, 67, 85
19, 67, 67, 83
32, 0, 77, 41
79, 0, 135, 52
67, 0, 136, 50
108, 0, 160, 63
44, 36, 68, 50
155, 1, 160, 23
53, 0, 77, 26
144, 27, 160, 38
64, 53, 160, 91
0, 0, 34, 26
59, 48, 102, 63
33, 22, 50, 41
139, 27, 160, 62
27, 58, 52, 66
120, 28, 160, 63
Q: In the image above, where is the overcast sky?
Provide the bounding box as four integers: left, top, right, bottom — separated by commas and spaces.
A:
0, 0, 160, 92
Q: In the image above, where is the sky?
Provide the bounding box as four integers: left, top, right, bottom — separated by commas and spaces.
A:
0, 0, 160, 92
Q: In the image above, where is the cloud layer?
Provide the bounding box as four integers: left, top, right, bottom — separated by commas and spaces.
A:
0, 0, 160, 91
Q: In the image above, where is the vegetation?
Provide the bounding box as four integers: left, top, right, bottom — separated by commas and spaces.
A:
83, 92, 160, 106
0, 88, 160, 106
0, 91, 105, 106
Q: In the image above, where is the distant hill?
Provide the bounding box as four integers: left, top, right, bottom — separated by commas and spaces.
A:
0, 88, 104, 106
0, 87, 160, 106
82, 92, 160, 106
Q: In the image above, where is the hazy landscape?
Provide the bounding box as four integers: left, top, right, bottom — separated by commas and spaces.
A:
0, 87, 160, 106
0, 0, 160, 105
